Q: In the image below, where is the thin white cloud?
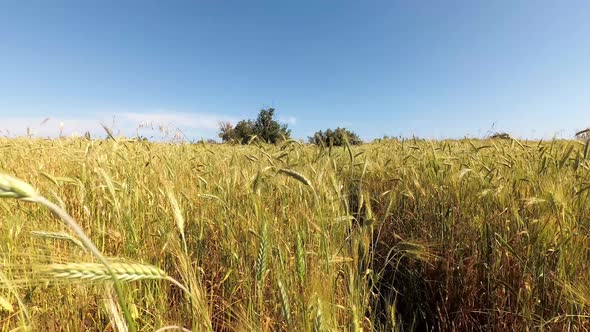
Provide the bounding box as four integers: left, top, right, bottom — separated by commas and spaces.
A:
119, 111, 237, 130
0, 117, 105, 137
0, 110, 238, 140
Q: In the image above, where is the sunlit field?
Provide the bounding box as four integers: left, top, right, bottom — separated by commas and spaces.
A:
1, 137, 589, 331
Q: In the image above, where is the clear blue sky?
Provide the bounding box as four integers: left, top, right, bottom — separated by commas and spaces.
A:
1, 1, 589, 140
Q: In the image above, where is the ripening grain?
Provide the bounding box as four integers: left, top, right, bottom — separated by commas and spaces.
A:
0, 137, 589, 331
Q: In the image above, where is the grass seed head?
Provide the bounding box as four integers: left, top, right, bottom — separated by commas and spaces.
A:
43, 262, 168, 282
0, 173, 38, 199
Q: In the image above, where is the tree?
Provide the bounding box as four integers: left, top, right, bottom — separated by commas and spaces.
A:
218, 120, 255, 144
253, 108, 291, 144
232, 120, 256, 144
218, 121, 234, 142
218, 108, 291, 144
308, 127, 362, 146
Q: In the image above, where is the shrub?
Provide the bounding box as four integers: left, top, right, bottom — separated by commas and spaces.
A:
489, 132, 511, 140
308, 127, 362, 146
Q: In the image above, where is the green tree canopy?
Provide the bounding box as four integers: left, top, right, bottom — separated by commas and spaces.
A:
218, 108, 291, 144
308, 127, 362, 146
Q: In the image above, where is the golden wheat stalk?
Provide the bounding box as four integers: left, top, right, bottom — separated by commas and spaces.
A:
30, 231, 85, 250
42, 262, 167, 282
0, 172, 138, 332
277, 168, 313, 187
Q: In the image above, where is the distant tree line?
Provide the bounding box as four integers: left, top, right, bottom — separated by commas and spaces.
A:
218, 108, 363, 146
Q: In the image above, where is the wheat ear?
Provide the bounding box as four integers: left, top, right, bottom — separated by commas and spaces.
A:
0, 173, 138, 332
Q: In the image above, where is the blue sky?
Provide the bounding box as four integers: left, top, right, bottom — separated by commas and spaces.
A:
1, 1, 589, 141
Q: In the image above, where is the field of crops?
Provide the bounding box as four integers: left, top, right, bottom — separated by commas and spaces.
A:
1, 137, 589, 331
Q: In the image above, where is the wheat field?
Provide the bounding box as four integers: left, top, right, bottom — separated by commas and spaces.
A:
0, 137, 589, 331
